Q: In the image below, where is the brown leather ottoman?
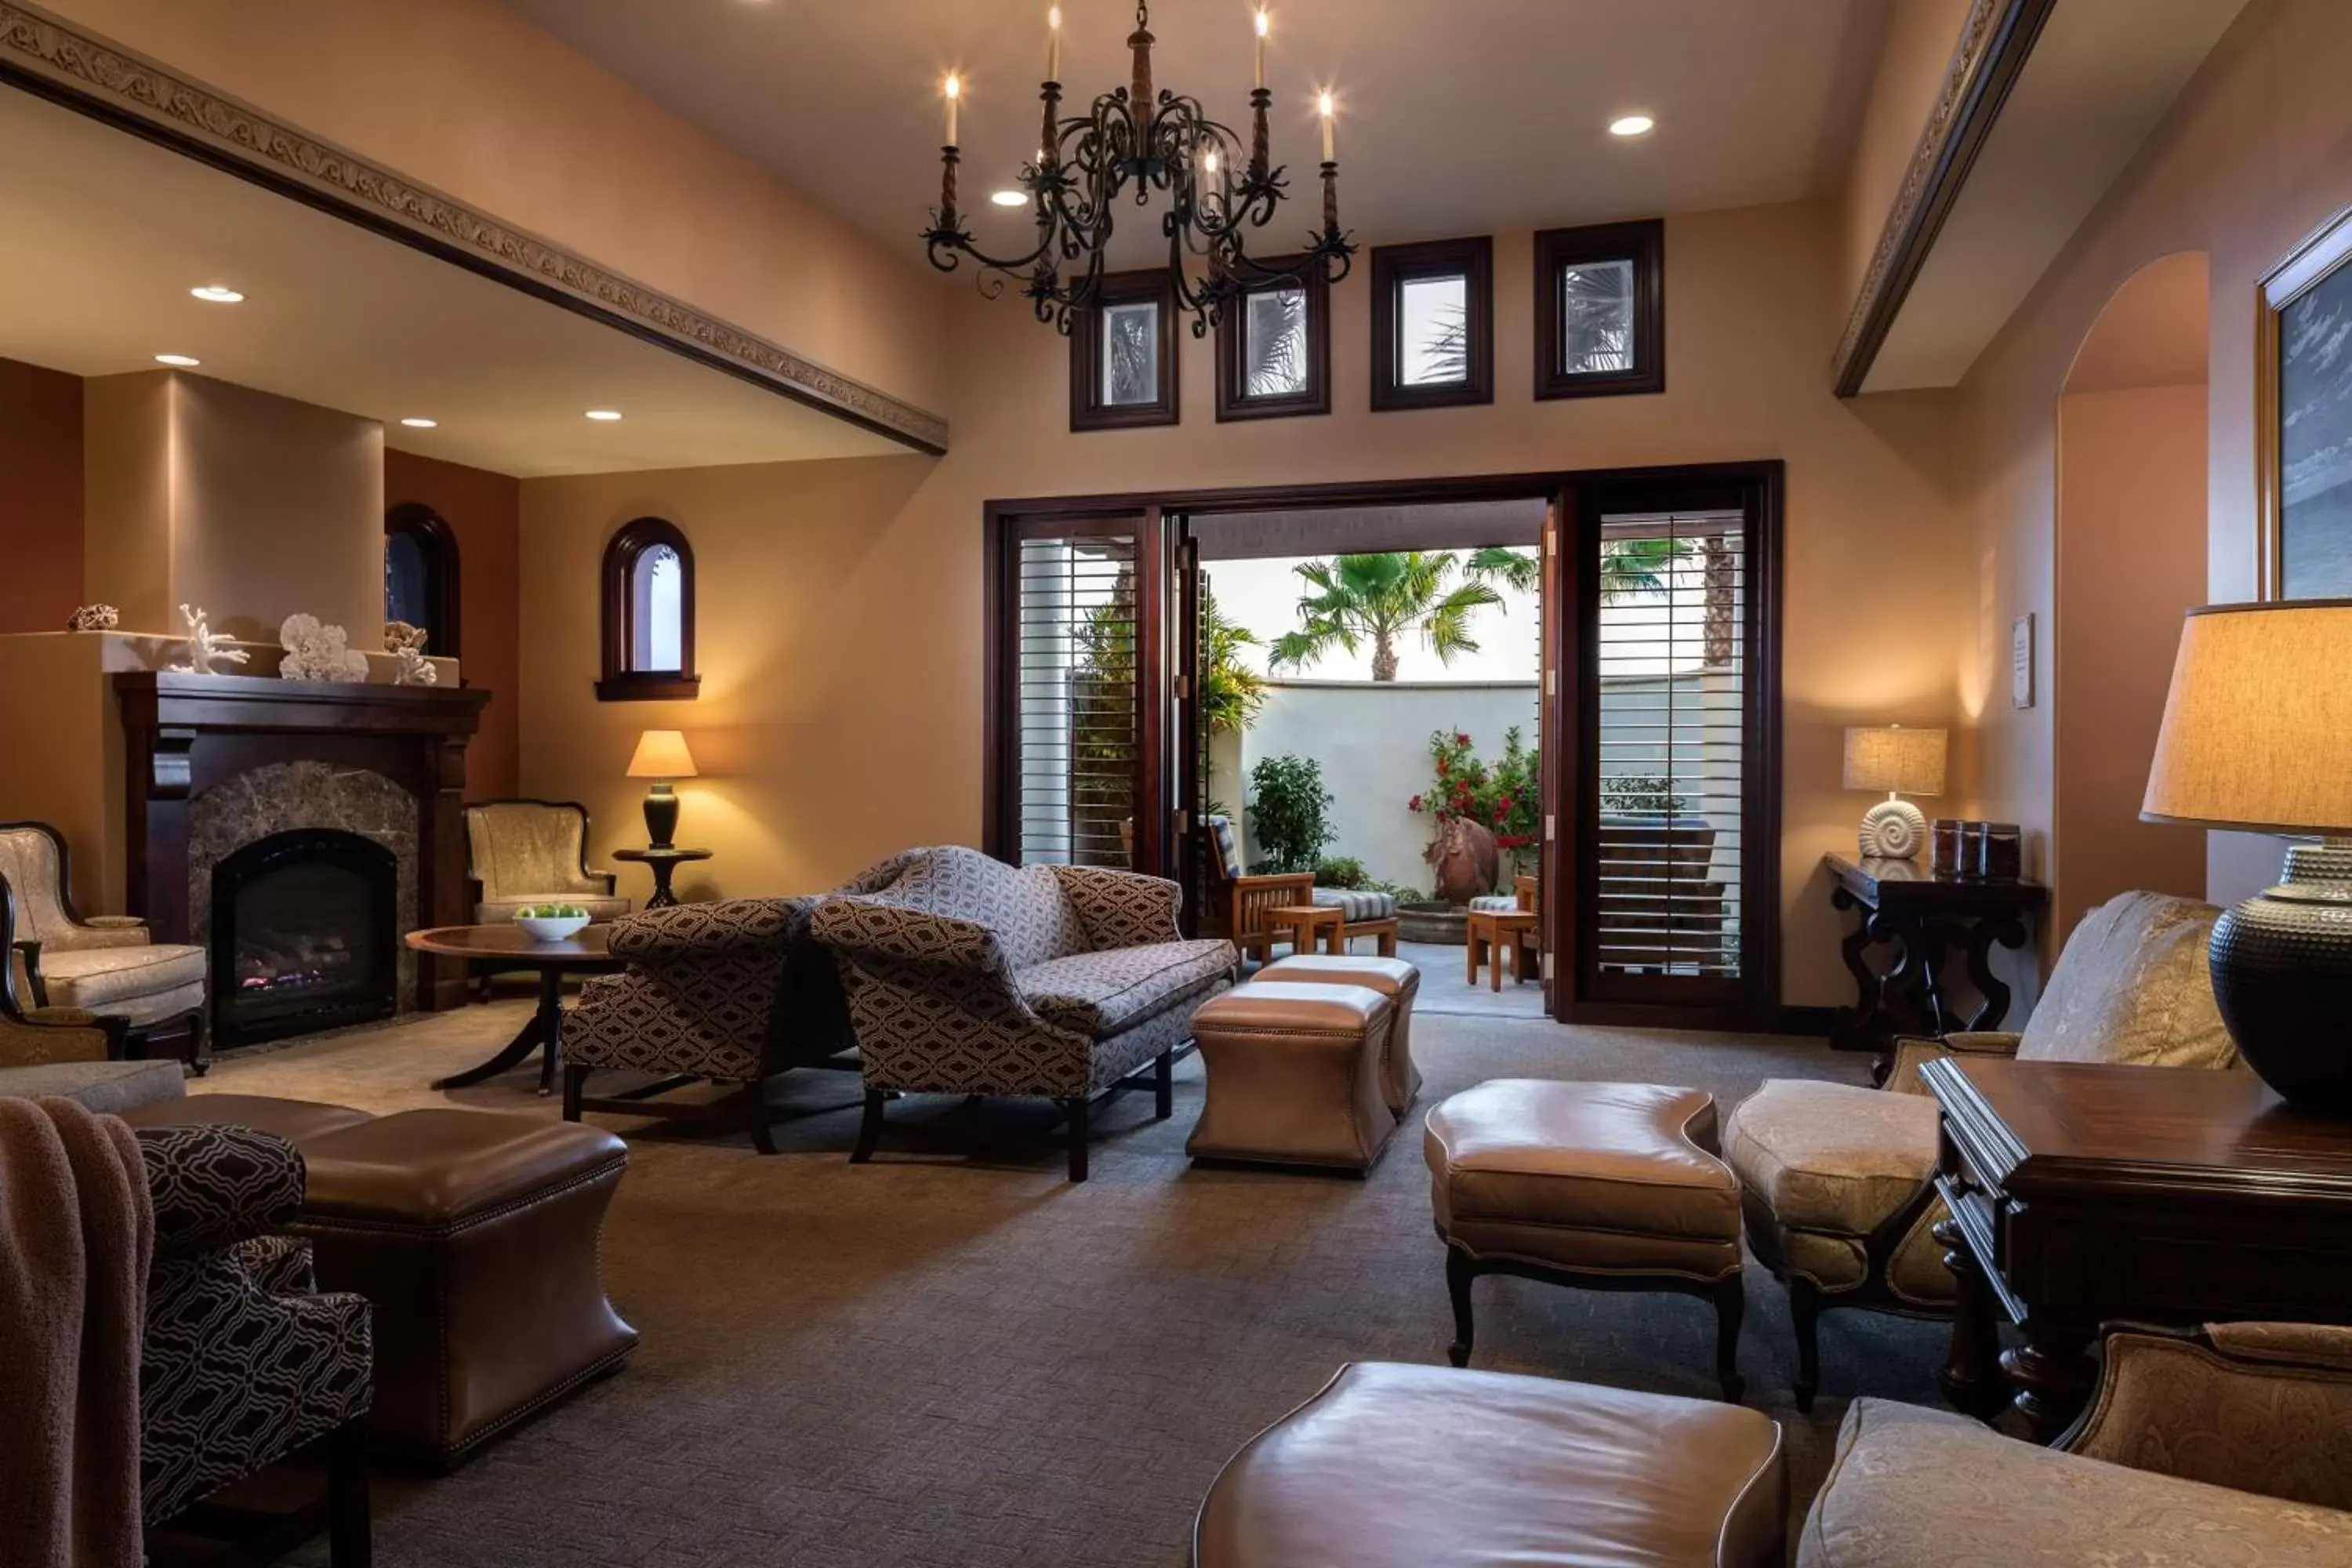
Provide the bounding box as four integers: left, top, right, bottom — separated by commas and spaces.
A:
1426, 1080, 1747, 1400
120, 1092, 377, 1144
1250, 954, 1422, 1116
291, 1109, 637, 1471
1194, 1363, 1786, 1568
1187, 983, 1396, 1172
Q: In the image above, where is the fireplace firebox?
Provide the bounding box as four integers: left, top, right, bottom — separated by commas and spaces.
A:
210, 829, 398, 1047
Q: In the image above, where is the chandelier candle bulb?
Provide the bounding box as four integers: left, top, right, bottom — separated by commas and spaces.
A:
1319, 92, 1335, 162
1254, 9, 1268, 90
1047, 7, 1061, 82
943, 74, 960, 147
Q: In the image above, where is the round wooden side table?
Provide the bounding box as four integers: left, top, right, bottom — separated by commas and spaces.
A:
612, 847, 712, 909
405, 924, 624, 1095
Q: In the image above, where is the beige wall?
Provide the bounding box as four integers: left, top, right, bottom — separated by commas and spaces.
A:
1959, 0, 2352, 924
2054, 383, 2209, 934
40, 0, 948, 420
82, 371, 383, 643
521, 202, 1975, 1009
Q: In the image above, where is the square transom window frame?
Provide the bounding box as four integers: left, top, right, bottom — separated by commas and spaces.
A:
1214, 255, 1332, 423
1070, 268, 1182, 432
1370, 235, 1494, 412
1535, 219, 1665, 401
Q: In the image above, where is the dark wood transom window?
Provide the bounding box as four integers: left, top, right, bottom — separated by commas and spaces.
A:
1535, 220, 1665, 400
597, 517, 699, 702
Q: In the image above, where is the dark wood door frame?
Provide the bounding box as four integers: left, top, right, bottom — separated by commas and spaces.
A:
984, 460, 1784, 1031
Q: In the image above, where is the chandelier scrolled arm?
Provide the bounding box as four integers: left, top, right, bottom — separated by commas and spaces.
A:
917, 2, 1356, 336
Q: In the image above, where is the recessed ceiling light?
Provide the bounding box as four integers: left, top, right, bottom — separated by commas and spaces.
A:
400, 417, 438, 429
585, 409, 623, 421
1609, 114, 1655, 137
154, 354, 201, 367
190, 285, 245, 303
990, 188, 1029, 208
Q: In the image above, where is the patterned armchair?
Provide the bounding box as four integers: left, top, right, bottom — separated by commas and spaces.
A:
1, 820, 207, 1069
560, 898, 860, 1154
137, 1122, 374, 1561
812, 846, 1236, 1181
1800, 1321, 2352, 1564
1722, 891, 2238, 1408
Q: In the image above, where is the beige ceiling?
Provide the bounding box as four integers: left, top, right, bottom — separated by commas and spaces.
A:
0, 84, 904, 478
506, 0, 1886, 260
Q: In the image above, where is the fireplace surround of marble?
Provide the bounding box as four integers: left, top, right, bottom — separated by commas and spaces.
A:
115, 672, 491, 1026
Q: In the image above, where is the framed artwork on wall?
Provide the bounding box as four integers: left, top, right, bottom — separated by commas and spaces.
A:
2259, 203, 2352, 598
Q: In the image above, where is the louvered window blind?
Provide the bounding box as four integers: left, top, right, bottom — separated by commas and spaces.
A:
1014, 532, 1140, 867
1591, 510, 1747, 989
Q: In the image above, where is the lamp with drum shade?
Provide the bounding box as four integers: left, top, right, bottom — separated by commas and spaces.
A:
1842, 725, 1948, 860
626, 729, 697, 850
2142, 599, 2352, 1110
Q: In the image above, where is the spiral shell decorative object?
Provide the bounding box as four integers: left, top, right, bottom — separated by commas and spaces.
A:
1859, 797, 1929, 860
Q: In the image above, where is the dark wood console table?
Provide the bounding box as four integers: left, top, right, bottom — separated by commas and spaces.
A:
1924, 1055, 2352, 1441
1824, 854, 2044, 1070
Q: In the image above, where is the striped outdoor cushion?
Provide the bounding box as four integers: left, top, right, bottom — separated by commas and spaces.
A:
1468, 895, 1519, 913
1312, 888, 1398, 922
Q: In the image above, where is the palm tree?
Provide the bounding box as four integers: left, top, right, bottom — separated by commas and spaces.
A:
1599, 536, 1689, 602
1199, 584, 1267, 735
1269, 548, 1534, 682
1243, 288, 1308, 398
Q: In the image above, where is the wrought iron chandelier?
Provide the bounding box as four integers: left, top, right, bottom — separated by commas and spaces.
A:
921, 2, 1356, 338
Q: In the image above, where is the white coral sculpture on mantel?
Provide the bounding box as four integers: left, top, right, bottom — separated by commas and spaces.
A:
383, 620, 439, 687
169, 604, 250, 675
278, 613, 371, 683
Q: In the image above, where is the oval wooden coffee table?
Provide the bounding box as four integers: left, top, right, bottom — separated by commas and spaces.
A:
405, 924, 625, 1096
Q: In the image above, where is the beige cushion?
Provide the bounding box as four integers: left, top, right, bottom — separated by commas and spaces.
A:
1426, 1081, 1740, 1283
1722, 1080, 1940, 1237
37, 944, 206, 1015
2020, 891, 2235, 1069
1799, 1398, 2352, 1567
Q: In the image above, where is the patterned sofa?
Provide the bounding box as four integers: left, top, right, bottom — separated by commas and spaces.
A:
812, 846, 1236, 1181
139, 1121, 375, 1559
561, 898, 860, 1153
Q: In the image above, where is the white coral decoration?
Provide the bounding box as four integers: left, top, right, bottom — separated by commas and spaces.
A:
383, 620, 439, 687
277, 613, 370, 683
169, 604, 251, 675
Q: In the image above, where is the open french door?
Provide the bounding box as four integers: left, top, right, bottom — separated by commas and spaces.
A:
989, 506, 1189, 887
1548, 466, 1783, 1029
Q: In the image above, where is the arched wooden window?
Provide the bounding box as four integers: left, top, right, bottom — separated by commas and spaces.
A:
597, 517, 699, 701
384, 503, 461, 659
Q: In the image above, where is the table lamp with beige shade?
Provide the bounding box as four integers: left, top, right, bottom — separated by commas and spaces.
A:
1842, 724, 1947, 859
626, 729, 697, 850
2142, 599, 2352, 1109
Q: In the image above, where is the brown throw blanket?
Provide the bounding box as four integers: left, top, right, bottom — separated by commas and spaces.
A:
0, 1095, 154, 1568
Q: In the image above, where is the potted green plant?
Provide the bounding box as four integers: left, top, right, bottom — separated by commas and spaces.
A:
1247, 754, 1336, 874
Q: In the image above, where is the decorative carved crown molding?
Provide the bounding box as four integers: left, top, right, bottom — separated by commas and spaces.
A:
0, 1, 949, 454
1830, 0, 2055, 399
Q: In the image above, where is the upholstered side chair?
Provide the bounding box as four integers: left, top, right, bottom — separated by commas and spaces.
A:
1722, 890, 2237, 1409
0, 820, 207, 1070
561, 897, 862, 1153
463, 800, 631, 996
1799, 1321, 2352, 1564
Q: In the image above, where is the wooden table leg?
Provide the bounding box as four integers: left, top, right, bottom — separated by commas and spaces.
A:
2004, 1323, 2098, 1443
1323, 916, 1345, 956
1465, 920, 1486, 985
1935, 1214, 2007, 1420
433, 965, 554, 1091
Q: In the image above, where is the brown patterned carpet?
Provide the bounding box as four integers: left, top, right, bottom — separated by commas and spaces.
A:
198, 997, 1947, 1568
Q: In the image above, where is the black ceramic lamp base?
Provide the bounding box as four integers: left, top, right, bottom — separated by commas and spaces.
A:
641, 782, 680, 851
2210, 840, 2352, 1112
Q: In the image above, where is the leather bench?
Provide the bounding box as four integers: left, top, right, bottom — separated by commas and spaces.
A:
1187, 982, 1396, 1172
1193, 1362, 1787, 1568
124, 1095, 637, 1470
1248, 953, 1421, 1116
1425, 1080, 1747, 1400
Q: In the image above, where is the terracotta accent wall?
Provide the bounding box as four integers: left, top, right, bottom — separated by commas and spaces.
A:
1959, 0, 2352, 924
385, 449, 521, 800
0, 355, 83, 634
39, 0, 948, 419
520, 203, 1974, 1008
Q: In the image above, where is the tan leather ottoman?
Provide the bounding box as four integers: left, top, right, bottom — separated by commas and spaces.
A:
1250, 954, 1421, 1116
291, 1109, 637, 1471
1194, 1362, 1786, 1568
1426, 1080, 1747, 1400
1188, 983, 1396, 1172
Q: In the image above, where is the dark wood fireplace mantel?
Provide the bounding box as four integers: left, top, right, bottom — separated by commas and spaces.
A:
116, 673, 492, 1011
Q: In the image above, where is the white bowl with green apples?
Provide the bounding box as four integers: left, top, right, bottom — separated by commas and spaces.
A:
514, 904, 591, 942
